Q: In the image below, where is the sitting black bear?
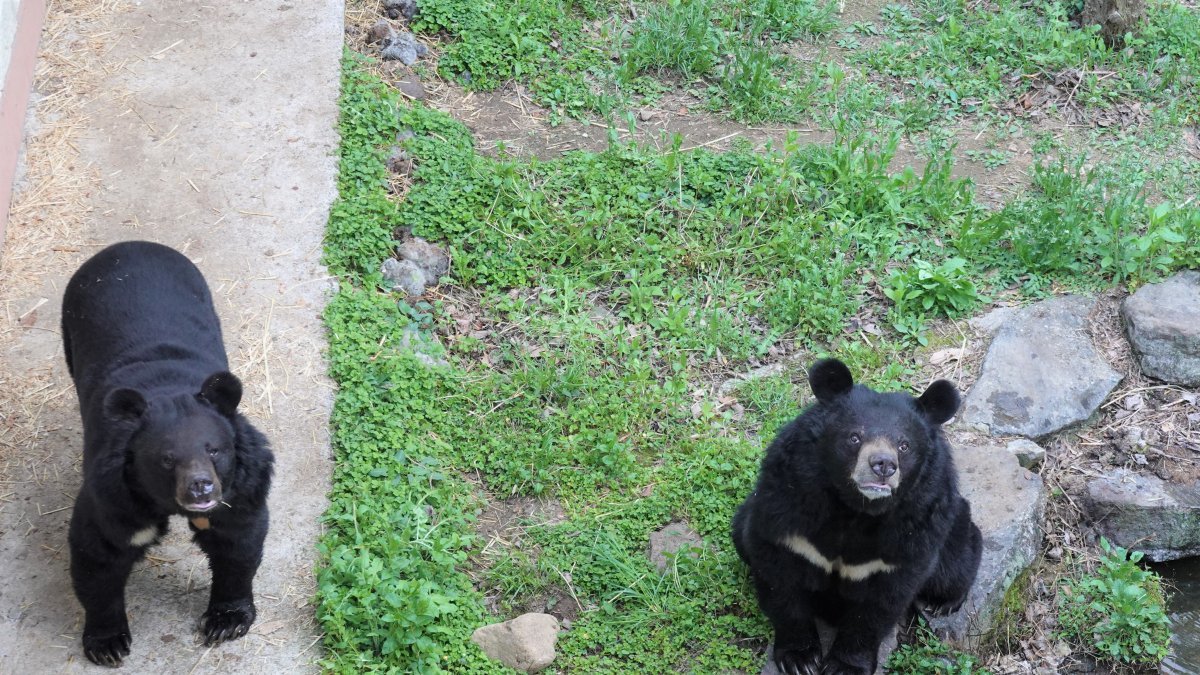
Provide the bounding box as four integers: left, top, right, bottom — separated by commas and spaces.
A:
61, 241, 274, 667
732, 358, 981, 675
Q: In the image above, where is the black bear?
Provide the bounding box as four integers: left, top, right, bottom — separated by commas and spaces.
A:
732, 358, 981, 675
61, 241, 274, 667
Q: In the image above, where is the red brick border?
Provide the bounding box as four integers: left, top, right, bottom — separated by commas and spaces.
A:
1, 0, 48, 253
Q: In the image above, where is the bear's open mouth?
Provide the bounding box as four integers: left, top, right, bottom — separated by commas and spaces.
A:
183, 499, 218, 512
857, 482, 892, 499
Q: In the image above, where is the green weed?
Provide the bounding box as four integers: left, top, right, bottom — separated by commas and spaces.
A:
1057, 538, 1171, 666
887, 620, 994, 674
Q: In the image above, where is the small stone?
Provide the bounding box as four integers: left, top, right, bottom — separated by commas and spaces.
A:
384, 0, 419, 21
397, 238, 449, 286
1006, 439, 1046, 470
366, 20, 394, 44
380, 31, 424, 65
471, 613, 559, 672
381, 257, 426, 297
648, 521, 703, 572
638, 109, 655, 122
396, 78, 426, 100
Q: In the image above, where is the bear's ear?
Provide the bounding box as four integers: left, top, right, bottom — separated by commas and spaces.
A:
198, 371, 243, 417
808, 359, 854, 403
917, 379, 960, 425
104, 388, 147, 422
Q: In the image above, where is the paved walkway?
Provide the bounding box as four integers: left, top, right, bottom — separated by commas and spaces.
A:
0, 1, 342, 671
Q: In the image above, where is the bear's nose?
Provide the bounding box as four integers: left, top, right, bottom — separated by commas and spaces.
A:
188, 478, 215, 499
869, 454, 897, 478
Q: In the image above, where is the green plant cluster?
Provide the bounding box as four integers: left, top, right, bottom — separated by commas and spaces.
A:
1057, 538, 1172, 666
885, 621, 993, 674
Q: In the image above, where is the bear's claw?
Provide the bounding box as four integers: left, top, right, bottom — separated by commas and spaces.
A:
83, 629, 132, 667
774, 645, 822, 675
201, 604, 255, 646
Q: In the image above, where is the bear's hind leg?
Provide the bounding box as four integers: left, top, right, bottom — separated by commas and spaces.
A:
918, 499, 982, 616
193, 512, 267, 645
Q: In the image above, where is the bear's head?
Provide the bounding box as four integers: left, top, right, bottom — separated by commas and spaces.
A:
808, 358, 959, 515
104, 372, 244, 514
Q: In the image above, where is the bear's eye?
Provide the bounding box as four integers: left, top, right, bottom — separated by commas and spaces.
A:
160, 455, 176, 469
206, 444, 221, 456
848, 433, 861, 446
898, 441, 910, 454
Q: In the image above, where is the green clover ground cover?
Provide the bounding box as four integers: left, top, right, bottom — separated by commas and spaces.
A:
317, 54, 1199, 671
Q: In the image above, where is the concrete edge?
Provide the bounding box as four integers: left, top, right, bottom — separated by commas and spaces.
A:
0, 0, 47, 255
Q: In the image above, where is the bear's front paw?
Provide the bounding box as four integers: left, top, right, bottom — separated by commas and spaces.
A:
773, 644, 822, 675
819, 653, 873, 675
200, 601, 256, 646
83, 624, 132, 667
925, 598, 966, 617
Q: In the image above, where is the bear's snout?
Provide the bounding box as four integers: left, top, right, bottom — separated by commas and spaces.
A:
176, 460, 222, 511
868, 453, 896, 478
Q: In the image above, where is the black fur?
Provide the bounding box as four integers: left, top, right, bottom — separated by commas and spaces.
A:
732, 359, 981, 675
62, 241, 274, 667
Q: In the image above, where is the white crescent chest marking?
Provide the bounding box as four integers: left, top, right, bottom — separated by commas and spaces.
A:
779, 534, 896, 581
130, 526, 159, 548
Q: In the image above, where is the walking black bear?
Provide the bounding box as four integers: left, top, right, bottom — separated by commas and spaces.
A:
732, 358, 981, 675
62, 241, 274, 666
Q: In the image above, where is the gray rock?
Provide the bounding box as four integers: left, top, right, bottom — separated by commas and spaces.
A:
930, 433, 1046, 646
396, 78, 426, 100
382, 257, 426, 296
398, 237, 449, 286
1085, 469, 1200, 562
1121, 271, 1200, 386
648, 521, 703, 573
718, 362, 786, 399
1006, 439, 1046, 470
380, 31, 426, 65
471, 613, 559, 672
384, 0, 419, 21
962, 295, 1122, 437
967, 305, 1019, 336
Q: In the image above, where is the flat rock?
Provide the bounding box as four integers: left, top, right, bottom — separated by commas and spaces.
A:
1121, 271, 1200, 386
962, 295, 1122, 437
930, 432, 1046, 646
471, 613, 560, 672
1085, 469, 1200, 562
648, 521, 703, 572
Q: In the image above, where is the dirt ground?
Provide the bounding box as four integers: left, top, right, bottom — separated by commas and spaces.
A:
0, 0, 342, 672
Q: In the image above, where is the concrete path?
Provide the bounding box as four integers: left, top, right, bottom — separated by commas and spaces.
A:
0, 1, 342, 671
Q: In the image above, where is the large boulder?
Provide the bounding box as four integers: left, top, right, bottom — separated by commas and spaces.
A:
962, 295, 1122, 438
930, 432, 1046, 646
1121, 271, 1200, 387
1085, 469, 1200, 562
